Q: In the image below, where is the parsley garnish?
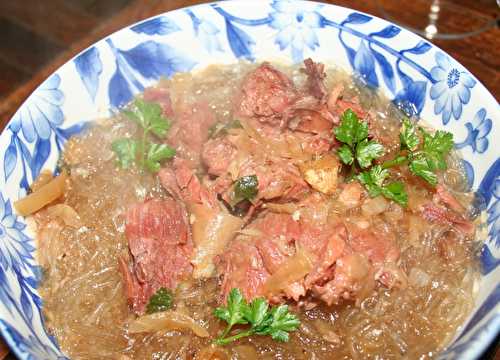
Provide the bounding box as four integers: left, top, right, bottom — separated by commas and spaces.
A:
334, 109, 383, 170
214, 288, 300, 345
111, 99, 175, 173
357, 165, 408, 207
334, 109, 404, 205
146, 287, 173, 314
233, 175, 259, 203
384, 117, 454, 186
333, 110, 454, 206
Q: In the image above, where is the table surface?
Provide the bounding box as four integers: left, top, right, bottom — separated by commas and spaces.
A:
0, 0, 498, 359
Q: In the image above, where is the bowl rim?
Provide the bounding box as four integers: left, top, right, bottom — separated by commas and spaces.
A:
0, 1, 498, 359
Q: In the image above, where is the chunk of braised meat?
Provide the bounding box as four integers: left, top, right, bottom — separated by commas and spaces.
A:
421, 183, 474, 235
119, 199, 193, 314
312, 253, 375, 306
235, 63, 298, 127
217, 206, 403, 307
292, 109, 333, 134
167, 102, 217, 166
235, 156, 309, 202
217, 239, 270, 301
327, 84, 344, 114
422, 203, 474, 235
435, 184, 465, 213
335, 97, 367, 119
201, 137, 237, 176
159, 157, 218, 209
143, 87, 174, 117
302, 58, 328, 101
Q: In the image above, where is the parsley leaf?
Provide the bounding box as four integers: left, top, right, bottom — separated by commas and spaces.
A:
214, 288, 249, 338
381, 181, 408, 207
130, 99, 171, 138
146, 287, 173, 314
357, 165, 389, 197
408, 155, 438, 186
357, 165, 407, 206
420, 128, 454, 171
254, 305, 300, 342
242, 297, 269, 329
111, 138, 138, 169
112, 98, 175, 172
404, 128, 453, 186
356, 139, 385, 168
144, 143, 176, 173
337, 144, 354, 165
334, 109, 368, 147
400, 117, 419, 151
233, 175, 259, 203
214, 288, 300, 345
334, 109, 384, 171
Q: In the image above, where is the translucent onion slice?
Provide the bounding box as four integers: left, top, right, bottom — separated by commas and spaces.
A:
263, 249, 313, 296
128, 311, 209, 337
14, 171, 68, 216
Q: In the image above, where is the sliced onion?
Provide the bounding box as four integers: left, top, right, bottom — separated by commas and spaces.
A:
128, 311, 209, 337
190, 204, 243, 279
30, 170, 53, 192
263, 249, 313, 296
14, 171, 68, 216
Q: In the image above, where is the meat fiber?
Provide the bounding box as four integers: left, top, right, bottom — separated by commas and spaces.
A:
120, 199, 193, 314
201, 137, 237, 176
302, 58, 328, 101
235, 63, 298, 127
217, 207, 402, 306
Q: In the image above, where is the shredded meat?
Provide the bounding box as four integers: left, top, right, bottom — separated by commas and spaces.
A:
120, 199, 193, 314
302, 58, 328, 101
201, 137, 237, 176
218, 206, 402, 306
235, 63, 298, 127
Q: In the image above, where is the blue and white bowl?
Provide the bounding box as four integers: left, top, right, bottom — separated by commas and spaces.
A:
0, 1, 498, 359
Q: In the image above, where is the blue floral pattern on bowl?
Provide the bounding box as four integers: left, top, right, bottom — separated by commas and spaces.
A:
0, 1, 498, 359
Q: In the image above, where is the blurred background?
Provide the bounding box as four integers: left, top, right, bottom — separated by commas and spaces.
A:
0, 0, 498, 358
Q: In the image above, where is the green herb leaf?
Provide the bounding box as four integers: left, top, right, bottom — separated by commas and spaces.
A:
421, 129, 454, 171
146, 287, 173, 314
357, 165, 407, 206
144, 143, 176, 172
381, 181, 408, 207
243, 297, 269, 328
132, 99, 171, 138
337, 144, 354, 165
409, 155, 438, 186
334, 109, 368, 147
111, 138, 138, 169
356, 139, 385, 168
254, 305, 300, 342
400, 117, 419, 151
112, 98, 175, 173
214, 288, 249, 329
234, 175, 259, 202
214, 288, 300, 345
357, 165, 389, 197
